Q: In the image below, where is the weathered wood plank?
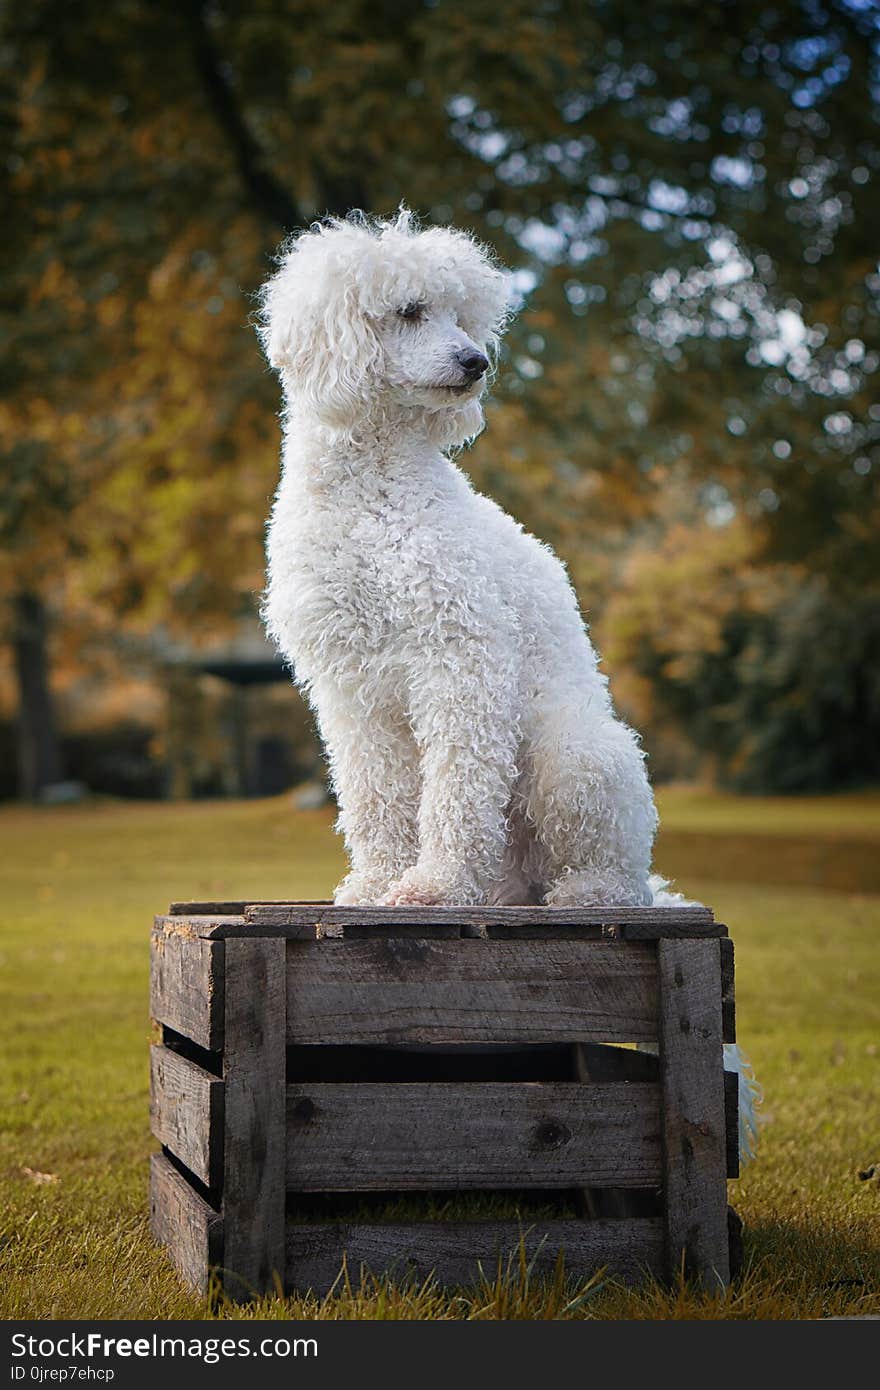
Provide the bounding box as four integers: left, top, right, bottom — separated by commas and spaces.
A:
571, 1041, 609, 1222
150, 1153, 222, 1298
150, 1045, 224, 1188
572, 1044, 738, 1180
164, 900, 722, 945
658, 938, 730, 1289
222, 937, 286, 1300
155, 915, 248, 937
246, 901, 715, 932
150, 926, 224, 1051
286, 1082, 661, 1190
617, 918, 726, 941
595, 1045, 738, 1181
172, 899, 718, 933
164, 901, 720, 940
169, 902, 253, 916
286, 1217, 665, 1294
286, 938, 659, 1045
483, 922, 728, 941
166, 906, 333, 940
720, 937, 736, 1043
158, 915, 327, 942
170, 901, 327, 915
571, 1044, 661, 1220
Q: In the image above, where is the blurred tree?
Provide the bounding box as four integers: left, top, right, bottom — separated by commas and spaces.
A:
600, 519, 880, 790
1, 0, 877, 793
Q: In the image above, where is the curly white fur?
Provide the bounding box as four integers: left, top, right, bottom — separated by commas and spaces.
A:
258, 209, 668, 909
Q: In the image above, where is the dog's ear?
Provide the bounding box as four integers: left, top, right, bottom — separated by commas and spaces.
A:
258, 230, 382, 423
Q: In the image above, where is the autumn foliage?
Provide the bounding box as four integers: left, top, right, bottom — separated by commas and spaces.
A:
2, 0, 878, 794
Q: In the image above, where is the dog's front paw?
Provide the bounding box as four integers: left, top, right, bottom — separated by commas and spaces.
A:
380, 879, 444, 907
379, 867, 482, 908
333, 873, 387, 906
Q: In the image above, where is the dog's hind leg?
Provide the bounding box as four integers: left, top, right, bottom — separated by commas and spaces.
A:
525, 708, 657, 908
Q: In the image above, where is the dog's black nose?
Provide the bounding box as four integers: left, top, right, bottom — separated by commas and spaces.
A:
456, 348, 489, 378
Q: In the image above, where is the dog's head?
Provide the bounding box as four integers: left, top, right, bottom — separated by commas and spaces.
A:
257, 209, 512, 438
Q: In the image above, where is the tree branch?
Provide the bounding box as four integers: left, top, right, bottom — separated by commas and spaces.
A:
185, 0, 302, 230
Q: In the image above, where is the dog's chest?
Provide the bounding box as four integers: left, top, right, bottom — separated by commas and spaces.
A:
277, 506, 448, 666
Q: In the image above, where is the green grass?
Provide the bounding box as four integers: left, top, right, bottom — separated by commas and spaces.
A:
1, 792, 879, 1320
656, 785, 880, 839
656, 786, 880, 895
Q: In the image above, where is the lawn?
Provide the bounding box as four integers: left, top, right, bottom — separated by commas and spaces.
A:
1, 790, 879, 1320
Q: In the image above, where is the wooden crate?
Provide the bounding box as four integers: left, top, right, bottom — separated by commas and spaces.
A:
149, 900, 738, 1299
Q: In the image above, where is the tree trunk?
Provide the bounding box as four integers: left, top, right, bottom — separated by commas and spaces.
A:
12, 590, 64, 799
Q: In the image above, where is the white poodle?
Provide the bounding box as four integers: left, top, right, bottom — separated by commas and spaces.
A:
258, 209, 664, 909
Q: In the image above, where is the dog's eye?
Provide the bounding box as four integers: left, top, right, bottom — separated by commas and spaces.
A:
397, 302, 426, 323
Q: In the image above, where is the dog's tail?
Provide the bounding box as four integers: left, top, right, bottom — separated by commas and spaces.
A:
725, 1043, 763, 1166
648, 871, 701, 907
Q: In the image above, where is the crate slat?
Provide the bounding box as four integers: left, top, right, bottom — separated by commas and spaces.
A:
169, 900, 328, 917
658, 939, 730, 1289
720, 937, 736, 1043
150, 927, 224, 1051
286, 1217, 665, 1294
163, 901, 724, 941
286, 1081, 661, 1190
568, 1043, 737, 1178
286, 938, 658, 1045
150, 1153, 222, 1297
222, 938, 287, 1300
150, 1045, 223, 1188
246, 901, 716, 932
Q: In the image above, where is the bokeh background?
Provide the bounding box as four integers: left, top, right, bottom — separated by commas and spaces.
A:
3, 0, 879, 805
